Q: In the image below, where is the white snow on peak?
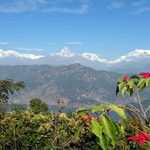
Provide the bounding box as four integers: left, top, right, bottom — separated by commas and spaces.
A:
0, 49, 44, 60
109, 49, 150, 64
81, 52, 107, 63
133, 49, 150, 55
51, 47, 75, 57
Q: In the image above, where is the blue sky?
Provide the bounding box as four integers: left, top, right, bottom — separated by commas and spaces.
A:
0, 0, 150, 60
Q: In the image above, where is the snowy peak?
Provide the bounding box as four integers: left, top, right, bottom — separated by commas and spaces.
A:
51, 47, 75, 57
109, 49, 150, 64
134, 49, 150, 55
0, 49, 44, 60
60, 47, 75, 57
125, 49, 150, 58
81, 52, 107, 63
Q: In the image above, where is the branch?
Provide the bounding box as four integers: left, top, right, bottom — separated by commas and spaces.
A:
145, 105, 150, 114
129, 104, 140, 113
117, 105, 150, 132
134, 87, 149, 123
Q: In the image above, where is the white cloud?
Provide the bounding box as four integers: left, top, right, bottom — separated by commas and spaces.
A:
98, 42, 108, 45
0, 0, 90, 14
132, 0, 146, 7
130, 0, 150, 14
49, 42, 59, 45
42, 4, 89, 14
132, 7, 150, 14
107, 1, 125, 10
16, 47, 44, 52
62, 42, 82, 45
41, 41, 82, 45
0, 41, 8, 45
0, 1, 36, 13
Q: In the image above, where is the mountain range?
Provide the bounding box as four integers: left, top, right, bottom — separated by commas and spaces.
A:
0, 64, 123, 106
1, 47, 150, 73
0, 64, 149, 107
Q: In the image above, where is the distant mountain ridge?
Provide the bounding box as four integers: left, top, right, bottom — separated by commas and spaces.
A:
0, 64, 123, 106
0, 47, 150, 72
0, 64, 149, 107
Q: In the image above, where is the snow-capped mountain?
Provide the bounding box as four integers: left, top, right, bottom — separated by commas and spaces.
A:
108, 49, 150, 72
0, 47, 150, 72
51, 47, 75, 57
81, 52, 107, 63
0, 49, 44, 65
109, 49, 150, 64
0, 49, 44, 60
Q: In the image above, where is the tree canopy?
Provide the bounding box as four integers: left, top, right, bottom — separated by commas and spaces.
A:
29, 98, 48, 114
0, 79, 24, 103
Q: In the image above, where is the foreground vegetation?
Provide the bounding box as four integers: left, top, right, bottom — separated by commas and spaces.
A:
0, 73, 150, 149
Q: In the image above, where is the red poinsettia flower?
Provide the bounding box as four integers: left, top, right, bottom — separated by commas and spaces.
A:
140, 72, 150, 78
128, 132, 149, 146
79, 115, 92, 122
122, 75, 128, 82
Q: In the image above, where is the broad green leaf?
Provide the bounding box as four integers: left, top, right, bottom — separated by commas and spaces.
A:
116, 85, 119, 95
137, 78, 145, 87
127, 88, 134, 97
76, 108, 92, 115
127, 81, 134, 89
118, 82, 125, 90
146, 78, 150, 87
139, 83, 146, 91
130, 75, 140, 80
91, 119, 108, 150
100, 115, 117, 146
91, 119, 102, 138
110, 120, 119, 135
108, 104, 127, 119
121, 86, 127, 97
92, 105, 105, 113
99, 134, 107, 150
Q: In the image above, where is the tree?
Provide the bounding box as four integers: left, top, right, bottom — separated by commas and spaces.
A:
0, 80, 24, 103
29, 98, 48, 114
10, 103, 26, 112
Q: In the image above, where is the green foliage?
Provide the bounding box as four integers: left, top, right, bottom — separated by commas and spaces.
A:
91, 119, 102, 139
0, 104, 149, 150
108, 104, 127, 119
116, 74, 150, 97
92, 105, 104, 113
0, 79, 24, 103
0, 109, 52, 149
0, 103, 7, 119
91, 119, 107, 150
76, 104, 127, 150
29, 98, 48, 114
0, 109, 100, 150
100, 115, 118, 146
116, 118, 150, 150
10, 103, 26, 112
115, 73, 150, 149
76, 70, 150, 150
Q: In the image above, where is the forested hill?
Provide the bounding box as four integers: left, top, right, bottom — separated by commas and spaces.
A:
0, 64, 145, 106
